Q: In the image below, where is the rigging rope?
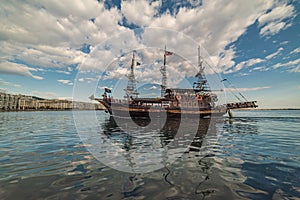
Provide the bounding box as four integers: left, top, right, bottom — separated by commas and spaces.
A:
203, 59, 248, 102
224, 79, 248, 102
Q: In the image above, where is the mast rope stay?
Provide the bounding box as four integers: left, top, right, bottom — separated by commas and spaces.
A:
222, 79, 248, 102
202, 59, 248, 102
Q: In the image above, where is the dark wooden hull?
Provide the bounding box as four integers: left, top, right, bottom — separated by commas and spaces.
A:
98, 101, 226, 118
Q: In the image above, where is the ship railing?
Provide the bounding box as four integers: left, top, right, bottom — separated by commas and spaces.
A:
226, 101, 258, 109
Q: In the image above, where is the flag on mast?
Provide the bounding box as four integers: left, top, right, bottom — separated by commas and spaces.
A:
164, 51, 173, 56
105, 88, 111, 93
163, 46, 172, 66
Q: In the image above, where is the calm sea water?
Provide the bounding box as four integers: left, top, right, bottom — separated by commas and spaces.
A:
0, 110, 300, 199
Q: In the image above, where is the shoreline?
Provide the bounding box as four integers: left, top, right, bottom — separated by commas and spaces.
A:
1, 108, 299, 113
234, 108, 300, 111
0, 108, 105, 112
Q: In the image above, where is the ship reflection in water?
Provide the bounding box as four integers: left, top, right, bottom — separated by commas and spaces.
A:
96, 114, 222, 173
102, 116, 215, 150
97, 114, 235, 198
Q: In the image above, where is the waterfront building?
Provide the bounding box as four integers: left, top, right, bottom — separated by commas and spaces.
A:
0, 92, 104, 111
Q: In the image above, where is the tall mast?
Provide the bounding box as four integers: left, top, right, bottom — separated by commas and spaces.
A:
124, 51, 139, 99
194, 46, 210, 93
160, 45, 167, 97
198, 46, 202, 72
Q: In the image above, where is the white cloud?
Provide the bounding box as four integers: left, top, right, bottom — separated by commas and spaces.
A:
0, 0, 124, 46
290, 47, 300, 54
211, 47, 236, 72
77, 29, 143, 72
0, 0, 126, 78
250, 66, 269, 72
258, 4, 295, 26
148, 85, 158, 90
266, 47, 283, 60
225, 58, 265, 73
78, 78, 85, 82
121, 0, 160, 27
144, 0, 279, 72
0, 61, 43, 80
290, 66, 300, 73
18, 45, 85, 68
30, 91, 58, 99
0, 78, 21, 88
280, 41, 289, 45
259, 21, 287, 36
76, 77, 98, 83
0, 0, 296, 82
57, 79, 73, 85
56, 70, 71, 75
226, 86, 271, 92
258, 3, 296, 36
224, 46, 285, 73
79, 0, 283, 76
273, 58, 300, 72
58, 97, 73, 100
238, 73, 249, 77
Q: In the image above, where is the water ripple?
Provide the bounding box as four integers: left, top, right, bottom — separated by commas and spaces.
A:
0, 110, 300, 199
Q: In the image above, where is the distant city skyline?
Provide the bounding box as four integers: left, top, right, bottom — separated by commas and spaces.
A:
0, 0, 299, 108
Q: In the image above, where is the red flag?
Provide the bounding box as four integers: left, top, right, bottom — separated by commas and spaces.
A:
164, 51, 173, 56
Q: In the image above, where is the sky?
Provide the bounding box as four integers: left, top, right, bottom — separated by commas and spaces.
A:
0, 0, 299, 108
